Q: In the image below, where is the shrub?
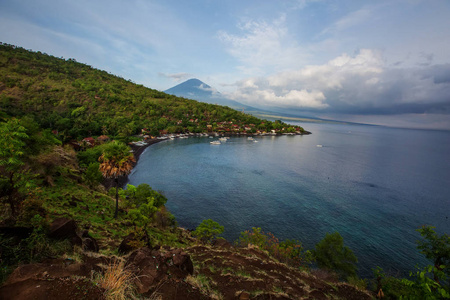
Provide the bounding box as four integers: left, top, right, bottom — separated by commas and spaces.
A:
311, 232, 358, 279
120, 184, 167, 209
154, 206, 176, 228
84, 162, 103, 187
192, 219, 224, 244
402, 265, 450, 299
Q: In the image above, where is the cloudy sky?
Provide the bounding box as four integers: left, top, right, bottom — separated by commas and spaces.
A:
1, 0, 450, 129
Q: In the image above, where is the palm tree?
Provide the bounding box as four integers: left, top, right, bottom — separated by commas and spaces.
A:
99, 141, 135, 218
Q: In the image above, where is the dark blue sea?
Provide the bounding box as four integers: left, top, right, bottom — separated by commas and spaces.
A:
127, 122, 450, 278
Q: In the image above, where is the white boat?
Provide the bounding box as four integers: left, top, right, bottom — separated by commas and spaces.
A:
210, 140, 221, 145
316, 144, 323, 148
219, 137, 228, 142
247, 137, 254, 140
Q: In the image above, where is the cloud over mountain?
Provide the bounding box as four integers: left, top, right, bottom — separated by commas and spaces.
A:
224, 49, 450, 120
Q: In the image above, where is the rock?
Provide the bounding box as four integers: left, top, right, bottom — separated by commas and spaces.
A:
239, 291, 250, 300
118, 231, 150, 255
0, 260, 105, 300
48, 218, 82, 246
172, 250, 194, 275
213, 238, 232, 249
81, 230, 99, 252
125, 247, 194, 295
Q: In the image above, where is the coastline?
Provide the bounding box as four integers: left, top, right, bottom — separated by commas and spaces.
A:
103, 131, 311, 189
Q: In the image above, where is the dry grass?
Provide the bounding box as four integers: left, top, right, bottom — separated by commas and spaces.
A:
185, 274, 223, 300
94, 260, 137, 300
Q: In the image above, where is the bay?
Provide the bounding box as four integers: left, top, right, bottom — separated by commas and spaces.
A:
127, 122, 450, 278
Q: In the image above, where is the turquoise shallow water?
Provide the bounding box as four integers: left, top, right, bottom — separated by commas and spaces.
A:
127, 122, 450, 278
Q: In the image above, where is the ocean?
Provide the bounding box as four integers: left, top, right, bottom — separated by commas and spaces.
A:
127, 122, 450, 278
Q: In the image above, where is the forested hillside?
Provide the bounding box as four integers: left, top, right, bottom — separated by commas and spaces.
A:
0, 43, 305, 142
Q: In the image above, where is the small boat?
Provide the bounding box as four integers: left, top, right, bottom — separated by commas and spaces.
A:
219, 137, 228, 142
316, 145, 323, 148
247, 137, 254, 140
210, 140, 221, 145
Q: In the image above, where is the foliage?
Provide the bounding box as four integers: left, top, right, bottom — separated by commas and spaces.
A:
99, 141, 135, 218
99, 141, 135, 179
127, 197, 157, 229
416, 225, 450, 280
84, 162, 103, 187
312, 232, 358, 279
372, 267, 413, 299
154, 206, 176, 228
401, 265, 450, 299
0, 118, 33, 215
120, 183, 167, 209
237, 227, 309, 268
77, 144, 108, 168
15, 192, 47, 226
192, 219, 225, 244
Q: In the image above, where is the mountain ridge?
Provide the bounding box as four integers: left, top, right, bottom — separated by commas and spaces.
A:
165, 78, 260, 112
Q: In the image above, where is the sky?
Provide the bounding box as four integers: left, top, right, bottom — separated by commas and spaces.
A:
1, 0, 450, 130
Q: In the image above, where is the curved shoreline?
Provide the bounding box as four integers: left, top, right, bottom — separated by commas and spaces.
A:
104, 131, 311, 189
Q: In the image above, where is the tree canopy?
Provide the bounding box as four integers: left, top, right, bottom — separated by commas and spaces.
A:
312, 232, 358, 279
99, 141, 135, 218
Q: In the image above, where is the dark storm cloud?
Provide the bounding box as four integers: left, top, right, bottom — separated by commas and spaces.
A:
230, 50, 450, 118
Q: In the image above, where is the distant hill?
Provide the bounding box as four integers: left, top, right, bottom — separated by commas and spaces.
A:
165, 78, 260, 112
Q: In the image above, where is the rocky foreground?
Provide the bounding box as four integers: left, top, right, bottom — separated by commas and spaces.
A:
0, 219, 372, 300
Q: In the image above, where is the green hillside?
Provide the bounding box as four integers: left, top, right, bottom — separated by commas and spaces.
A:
0, 43, 305, 141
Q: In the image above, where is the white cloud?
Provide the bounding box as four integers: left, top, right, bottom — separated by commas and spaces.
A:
228, 79, 327, 109
198, 83, 220, 96
217, 15, 307, 75
226, 49, 450, 116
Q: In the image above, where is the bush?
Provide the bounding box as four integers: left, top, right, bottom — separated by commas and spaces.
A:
120, 184, 167, 209
154, 206, 176, 228
83, 162, 103, 187
312, 232, 358, 279
127, 198, 157, 229
192, 219, 224, 244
